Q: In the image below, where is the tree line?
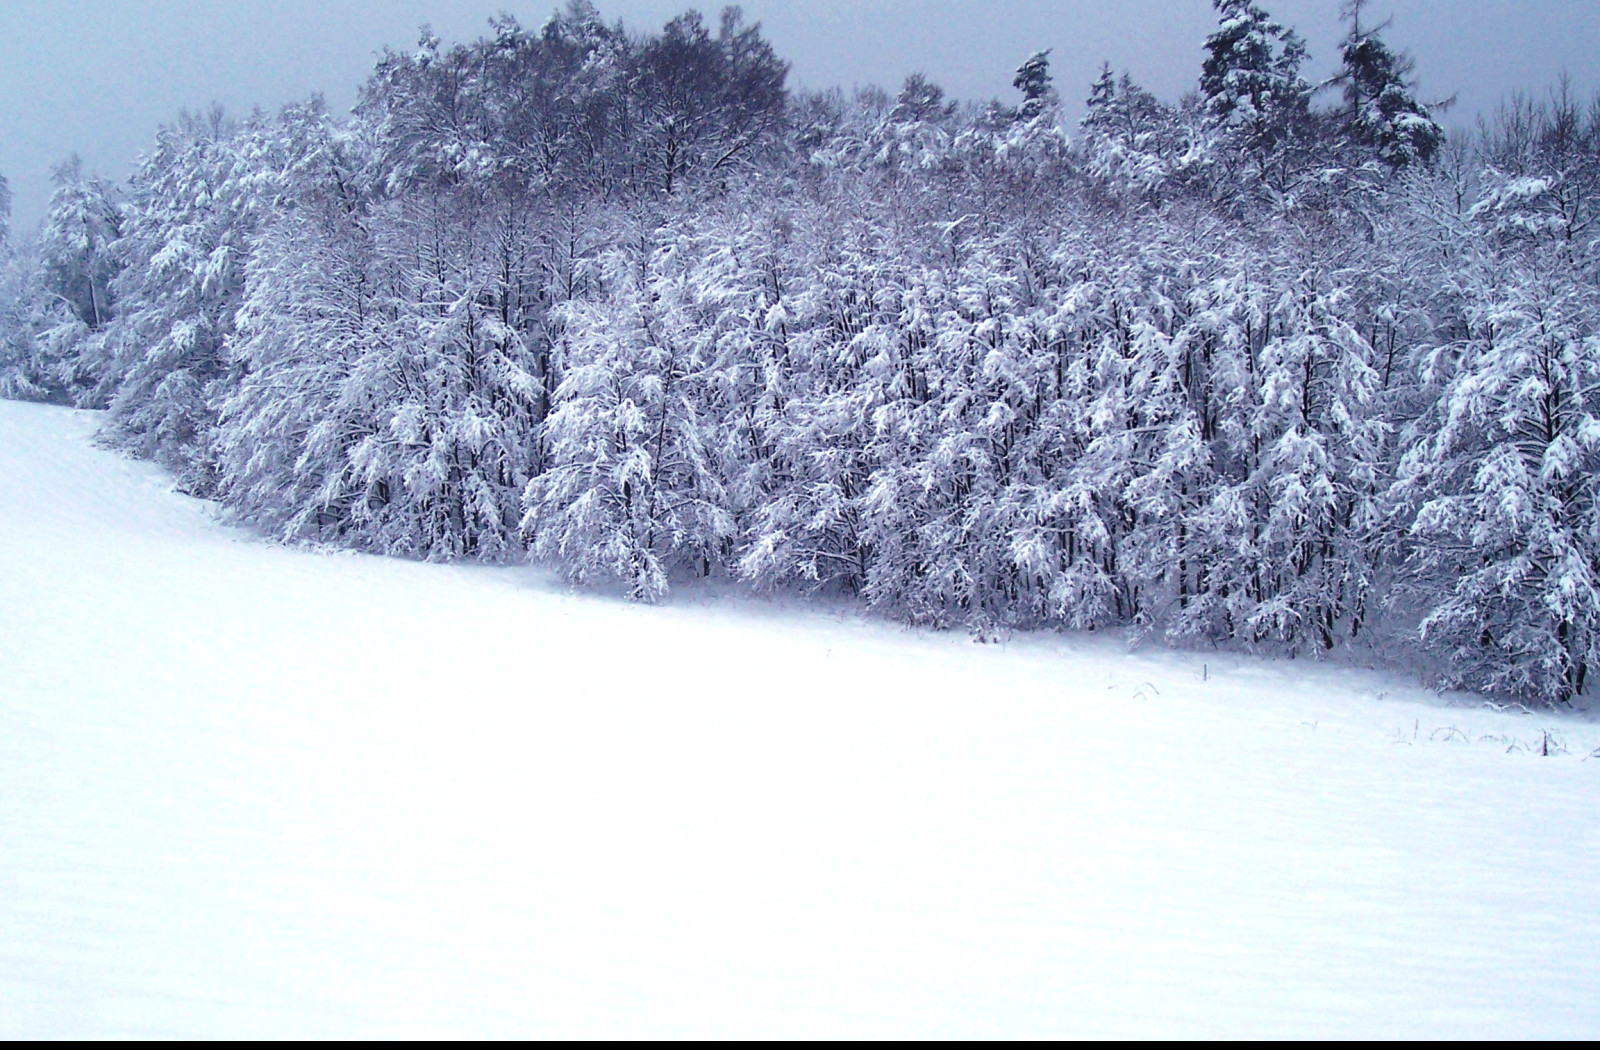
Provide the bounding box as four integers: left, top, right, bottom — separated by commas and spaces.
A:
2, 0, 1597, 703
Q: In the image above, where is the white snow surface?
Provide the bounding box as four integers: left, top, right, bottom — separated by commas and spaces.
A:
1, 399, 1597, 1039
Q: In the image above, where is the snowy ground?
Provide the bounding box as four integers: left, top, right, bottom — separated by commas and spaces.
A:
1, 399, 1597, 1038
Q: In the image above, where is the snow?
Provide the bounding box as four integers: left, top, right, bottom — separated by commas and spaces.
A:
1, 399, 1597, 1038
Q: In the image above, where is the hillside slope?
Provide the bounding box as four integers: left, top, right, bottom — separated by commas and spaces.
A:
0, 400, 1596, 1038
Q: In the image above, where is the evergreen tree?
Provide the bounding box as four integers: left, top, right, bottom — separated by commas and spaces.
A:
217, 106, 388, 546
1085, 63, 1117, 122
1080, 66, 1183, 200
0, 212, 54, 402
1013, 50, 1056, 122
1338, 1, 1443, 168
28, 158, 124, 405
1396, 215, 1600, 702
225, 119, 545, 560
1199, 0, 1311, 170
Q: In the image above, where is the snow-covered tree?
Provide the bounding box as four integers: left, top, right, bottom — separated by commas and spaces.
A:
524, 213, 746, 598
0, 224, 50, 402
223, 129, 544, 561
1181, 267, 1388, 651
1337, 1, 1443, 168
1079, 66, 1190, 200
99, 107, 287, 492
1396, 225, 1600, 702
216, 107, 385, 544
37, 156, 123, 334
1200, 0, 1308, 132
734, 193, 911, 602
16, 158, 127, 405
1013, 50, 1057, 122
1472, 81, 1600, 248
0, 173, 28, 397
1199, 0, 1313, 192
6, 1, 1597, 703
626, 7, 789, 196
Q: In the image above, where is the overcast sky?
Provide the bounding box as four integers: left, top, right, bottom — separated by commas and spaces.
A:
2, 0, 1596, 229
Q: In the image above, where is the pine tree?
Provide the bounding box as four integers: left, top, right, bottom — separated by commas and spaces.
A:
1199, 0, 1311, 174
737, 199, 897, 600
226, 129, 546, 560
10, 2, 1599, 704
1338, 1, 1443, 168
0, 197, 54, 402
1013, 50, 1056, 122
218, 108, 390, 547
26, 158, 125, 405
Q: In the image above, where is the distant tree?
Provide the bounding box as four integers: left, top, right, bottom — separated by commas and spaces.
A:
476, 5, 631, 196
893, 73, 949, 124
1079, 65, 1183, 200
0, 171, 18, 395
1013, 50, 1056, 122
101, 107, 285, 493
18, 157, 127, 405
0, 190, 56, 402
1337, 0, 1443, 168
1085, 63, 1117, 119
1199, 0, 1311, 167
1474, 79, 1600, 246
628, 7, 789, 196
38, 156, 122, 333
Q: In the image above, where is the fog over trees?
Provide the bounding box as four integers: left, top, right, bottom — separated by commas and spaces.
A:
2, 0, 1597, 704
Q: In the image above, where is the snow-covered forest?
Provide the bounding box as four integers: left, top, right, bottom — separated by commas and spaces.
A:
2, 0, 1597, 704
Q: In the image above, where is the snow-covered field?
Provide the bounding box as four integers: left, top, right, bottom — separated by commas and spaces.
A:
1, 399, 1597, 1038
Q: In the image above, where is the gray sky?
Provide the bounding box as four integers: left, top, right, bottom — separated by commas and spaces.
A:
2, 1, 1596, 230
